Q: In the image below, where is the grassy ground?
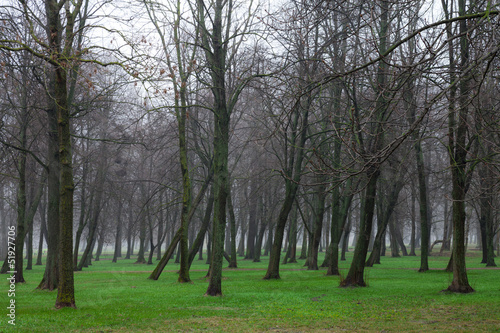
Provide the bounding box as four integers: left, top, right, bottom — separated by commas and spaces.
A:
2, 249, 499, 332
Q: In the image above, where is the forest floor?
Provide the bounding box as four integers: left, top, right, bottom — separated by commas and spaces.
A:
3, 249, 500, 332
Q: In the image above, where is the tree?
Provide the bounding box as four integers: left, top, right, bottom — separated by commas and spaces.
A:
196, 0, 260, 296
263, 0, 326, 279
444, 0, 475, 294
0, 0, 101, 307
339, 0, 391, 287
402, 1, 432, 272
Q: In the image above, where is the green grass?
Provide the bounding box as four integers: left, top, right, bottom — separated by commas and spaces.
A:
2, 249, 500, 332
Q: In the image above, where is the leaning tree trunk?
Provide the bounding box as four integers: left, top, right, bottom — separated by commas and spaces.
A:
150, 173, 211, 279
149, 229, 181, 280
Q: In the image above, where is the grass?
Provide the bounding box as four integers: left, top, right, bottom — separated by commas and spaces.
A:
2, 249, 500, 332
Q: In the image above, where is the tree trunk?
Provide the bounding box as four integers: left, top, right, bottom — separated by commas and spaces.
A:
341, 216, 351, 261
308, 182, 326, 271
245, 186, 257, 260
299, 225, 307, 259
237, 222, 246, 257
389, 217, 400, 258
264, 181, 299, 279
264, 98, 309, 279
227, 189, 238, 268
14, 97, 28, 282
409, 188, 416, 256
445, 0, 474, 293
37, 93, 59, 291
174, 242, 181, 264
414, 137, 430, 271
205, 110, 229, 295
74, 170, 88, 269
54, 60, 76, 309
366, 177, 404, 267
177, 91, 192, 282
77, 161, 106, 270
327, 179, 354, 275
340, 170, 379, 287
26, 220, 33, 270
188, 188, 214, 268
205, 232, 212, 264
125, 202, 134, 260
36, 201, 47, 266
394, 218, 408, 256
112, 201, 123, 263
156, 192, 164, 261
441, 198, 451, 252
148, 228, 182, 280
0, 188, 5, 260
478, 165, 496, 267
341, 0, 389, 287
95, 231, 105, 261
283, 205, 297, 264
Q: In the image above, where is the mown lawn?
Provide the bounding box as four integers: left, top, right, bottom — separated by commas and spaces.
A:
2, 250, 500, 332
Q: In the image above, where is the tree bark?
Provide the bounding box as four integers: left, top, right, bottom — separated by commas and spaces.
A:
340, 169, 379, 287
77, 159, 106, 270
245, 186, 257, 260
308, 180, 327, 271
340, 0, 389, 288
264, 97, 310, 279
14, 96, 28, 282
445, 0, 474, 293
112, 201, 123, 263
253, 201, 266, 262
366, 176, 404, 266
36, 200, 47, 266
37, 84, 59, 291
227, 189, 238, 268
188, 188, 214, 268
